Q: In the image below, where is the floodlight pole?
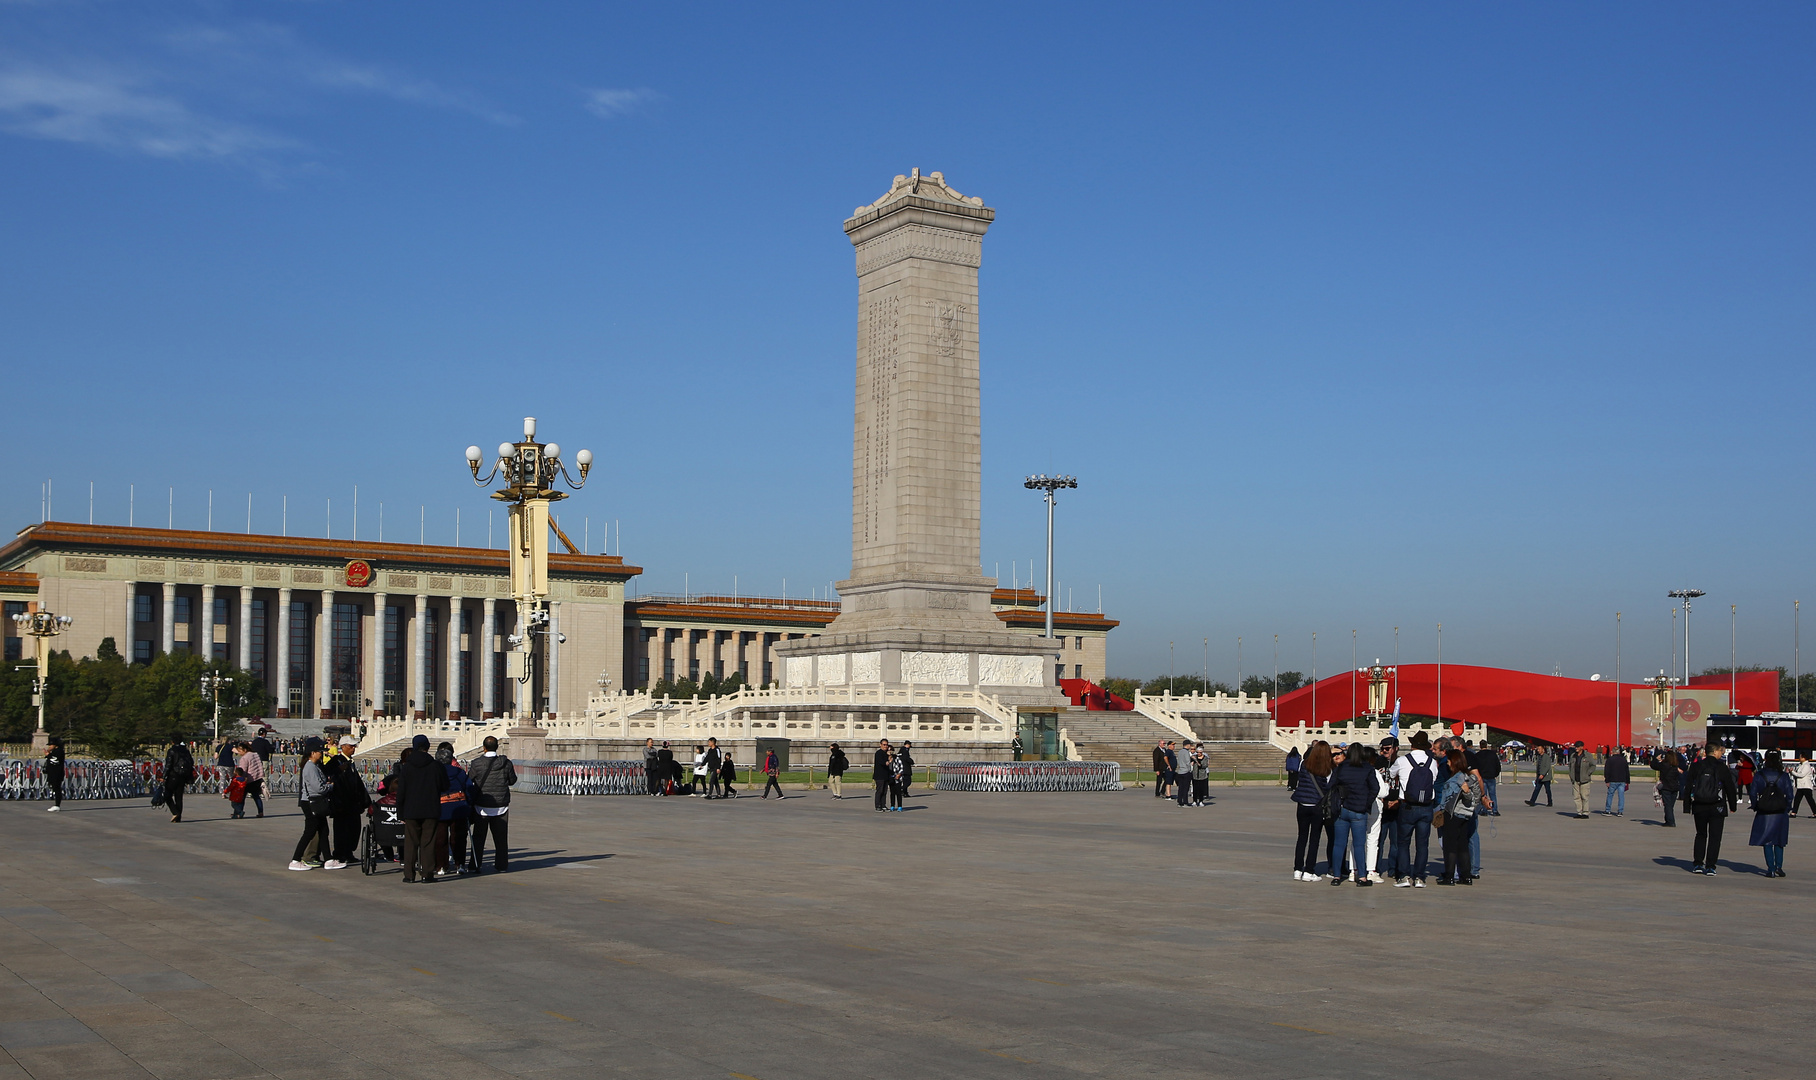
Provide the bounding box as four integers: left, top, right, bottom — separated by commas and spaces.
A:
1023, 474, 1076, 646
1668, 589, 1705, 689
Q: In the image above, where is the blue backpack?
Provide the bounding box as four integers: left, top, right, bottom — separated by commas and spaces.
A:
1403, 754, 1438, 806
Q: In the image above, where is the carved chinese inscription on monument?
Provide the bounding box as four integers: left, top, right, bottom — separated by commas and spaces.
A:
862, 290, 900, 545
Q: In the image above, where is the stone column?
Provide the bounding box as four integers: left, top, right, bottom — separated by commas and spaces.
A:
412, 593, 428, 719
200, 584, 215, 663
481, 597, 496, 718
275, 587, 292, 717
238, 586, 254, 672
318, 589, 335, 718
446, 595, 464, 720
160, 582, 176, 655
123, 580, 136, 657
369, 591, 387, 717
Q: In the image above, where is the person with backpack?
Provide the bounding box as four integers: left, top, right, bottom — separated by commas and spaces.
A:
761, 748, 785, 799
1435, 747, 1485, 885
1567, 742, 1596, 819
1603, 748, 1632, 817
1748, 749, 1793, 878
1682, 742, 1739, 876
467, 736, 517, 873
162, 740, 196, 823
432, 743, 471, 877
827, 743, 849, 798
1654, 747, 1685, 827
1526, 745, 1554, 807
1390, 731, 1441, 887
1290, 741, 1334, 880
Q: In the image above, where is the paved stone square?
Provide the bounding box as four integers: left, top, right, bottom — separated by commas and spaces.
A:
2, 782, 1809, 1079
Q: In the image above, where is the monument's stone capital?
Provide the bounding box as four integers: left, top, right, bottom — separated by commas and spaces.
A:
844, 168, 995, 242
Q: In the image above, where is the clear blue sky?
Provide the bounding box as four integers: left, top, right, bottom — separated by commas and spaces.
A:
4, 2, 1812, 686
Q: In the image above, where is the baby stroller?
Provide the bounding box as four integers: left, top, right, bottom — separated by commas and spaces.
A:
360, 792, 404, 875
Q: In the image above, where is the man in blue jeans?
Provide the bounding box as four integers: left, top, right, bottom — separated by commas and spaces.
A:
1390, 731, 1440, 886
1603, 748, 1631, 816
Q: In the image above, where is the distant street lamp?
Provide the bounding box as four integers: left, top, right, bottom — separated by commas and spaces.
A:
13, 608, 72, 749
1022, 474, 1077, 645
200, 670, 234, 744
1668, 588, 1705, 684
467, 418, 591, 727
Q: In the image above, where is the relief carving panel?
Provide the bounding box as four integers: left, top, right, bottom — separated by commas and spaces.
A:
849, 651, 882, 685
979, 654, 1044, 687
899, 651, 971, 685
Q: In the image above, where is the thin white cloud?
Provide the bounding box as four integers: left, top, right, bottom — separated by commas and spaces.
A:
0, 66, 294, 162
584, 87, 659, 119
311, 64, 519, 126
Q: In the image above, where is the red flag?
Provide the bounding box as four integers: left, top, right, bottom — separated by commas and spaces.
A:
1449, 721, 1465, 737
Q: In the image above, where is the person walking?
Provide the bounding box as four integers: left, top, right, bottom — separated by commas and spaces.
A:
761, 748, 784, 799
704, 738, 723, 799
1390, 731, 1440, 887
1526, 744, 1553, 807
1792, 755, 1816, 818
467, 736, 517, 873
643, 738, 660, 796
1603, 748, 1631, 817
873, 739, 893, 812
433, 743, 471, 877
392, 734, 448, 883
691, 745, 709, 796
326, 737, 369, 867
1328, 743, 1380, 886
1567, 742, 1596, 819
1291, 741, 1333, 880
1654, 746, 1685, 827
288, 737, 335, 871
1749, 749, 1793, 878
1474, 742, 1503, 815
1683, 742, 1739, 876
43, 737, 65, 812
827, 743, 848, 799
162, 740, 196, 823
236, 740, 266, 818
1435, 747, 1485, 885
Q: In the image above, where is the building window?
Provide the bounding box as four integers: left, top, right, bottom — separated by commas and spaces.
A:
1074, 664, 1083, 679
331, 603, 362, 719
250, 600, 267, 679
213, 596, 231, 660
384, 606, 402, 697
135, 594, 151, 623
3, 638, 19, 663
689, 658, 700, 680
423, 607, 438, 711
1055, 664, 1065, 684
289, 601, 311, 704
638, 657, 650, 685
135, 638, 152, 663
459, 609, 472, 716
664, 657, 675, 681
174, 595, 192, 648
1075, 636, 1083, 650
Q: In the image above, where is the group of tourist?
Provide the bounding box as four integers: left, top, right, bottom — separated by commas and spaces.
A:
1285, 731, 1804, 883
640, 737, 751, 798
1150, 739, 1213, 806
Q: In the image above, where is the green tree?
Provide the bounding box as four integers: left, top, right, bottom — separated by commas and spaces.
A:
1139, 674, 1234, 697
1100, 677, 1140, 702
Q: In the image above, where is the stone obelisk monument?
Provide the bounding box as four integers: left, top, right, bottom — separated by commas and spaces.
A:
776, 170, 1060, 704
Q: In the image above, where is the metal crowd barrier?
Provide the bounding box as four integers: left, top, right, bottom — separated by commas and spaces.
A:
934, 761, 1123, 792
0, 758, 144, 800
516, 760, 645, 796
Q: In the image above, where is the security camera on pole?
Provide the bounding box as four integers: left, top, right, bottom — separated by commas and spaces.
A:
466, 418, 592, 755
13, 608, 73, 751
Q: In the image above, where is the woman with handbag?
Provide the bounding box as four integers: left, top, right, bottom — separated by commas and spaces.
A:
1290, 741, 1334, 880
1749, 749, 1794, 878
289, 737, 335, 871
1435, 748, 1484, 886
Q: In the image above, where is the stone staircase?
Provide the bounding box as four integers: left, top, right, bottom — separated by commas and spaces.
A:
1060, 708, 1284, 775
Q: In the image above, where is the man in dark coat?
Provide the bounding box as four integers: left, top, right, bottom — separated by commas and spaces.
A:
1682, 742, 1738, 875
326, 736, 370, 865
704, 738, 723, 799
392, 734, 448, 883
163, 741, 195, 823
899, 741, 916, 796
873, 739, 892, 812
1152, 741, 1168, 797
642, 738, 660, 796
250, 734, 273, 763
468, 736, 517, 873
656, 741, 676, 795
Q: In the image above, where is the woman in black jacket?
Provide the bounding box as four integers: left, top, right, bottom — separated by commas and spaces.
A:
1328, 744, 1382, 886
1291, 741, 1334, 880
43, 738, 66, 812
163, 741, 196, 823
827, 744, 848, 799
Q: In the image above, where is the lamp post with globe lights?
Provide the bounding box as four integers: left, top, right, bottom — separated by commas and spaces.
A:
465, 418, 591, 737
1022, 474, 1077, 645
12, 608, 73, 750
199, 670, 234, 744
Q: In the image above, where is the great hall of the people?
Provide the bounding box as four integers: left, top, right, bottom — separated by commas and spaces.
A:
0, 521, 1114, 722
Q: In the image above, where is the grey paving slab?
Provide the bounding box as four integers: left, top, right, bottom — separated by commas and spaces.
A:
1, 787, 1812, 1080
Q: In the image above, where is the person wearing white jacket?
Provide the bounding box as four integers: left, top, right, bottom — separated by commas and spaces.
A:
1792, 756, 1816, 818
